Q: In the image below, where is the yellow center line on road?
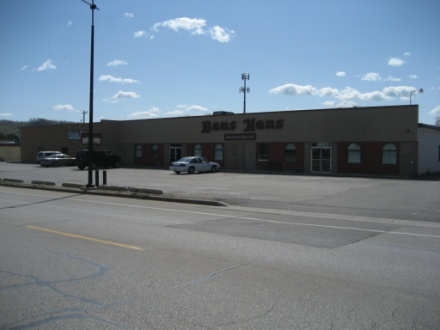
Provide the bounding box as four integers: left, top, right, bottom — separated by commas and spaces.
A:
26, 225, 144, 251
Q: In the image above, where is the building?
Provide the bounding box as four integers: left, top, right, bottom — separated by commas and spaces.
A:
20, 105, 440, 177
0, 141, 21, 162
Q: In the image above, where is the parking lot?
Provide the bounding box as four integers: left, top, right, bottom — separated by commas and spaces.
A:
1, 162, 439, 222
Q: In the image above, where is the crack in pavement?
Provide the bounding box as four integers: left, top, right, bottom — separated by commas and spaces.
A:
0, 252, 132, 330
0, 194, 81, 211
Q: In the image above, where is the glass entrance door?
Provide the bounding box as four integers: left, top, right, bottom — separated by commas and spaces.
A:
311, 146, 332, 172
169, 144, 183, 163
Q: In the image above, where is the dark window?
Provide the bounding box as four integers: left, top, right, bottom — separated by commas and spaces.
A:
135, 144, 143, 159
257, 143, 269, 162
284, 144, 296, 162
382, 143, 397, 165
347, 143, 361, 164
214, 144, 223, 161
194, 144, 202, 156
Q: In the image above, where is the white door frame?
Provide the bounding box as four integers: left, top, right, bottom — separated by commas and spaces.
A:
311, 145, 332, 173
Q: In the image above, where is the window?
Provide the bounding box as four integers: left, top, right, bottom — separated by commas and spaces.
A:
382, 143, 397, 165
135, 144, 143, 159
347, 143, 361, 164
257, 143, 269, 162
193, 144, 202, 156
284, 144, 296, 162
214, 144, 223, 161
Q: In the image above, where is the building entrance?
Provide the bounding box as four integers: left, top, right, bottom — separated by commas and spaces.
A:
311, 145, 332, 172
169, 144, 183, 163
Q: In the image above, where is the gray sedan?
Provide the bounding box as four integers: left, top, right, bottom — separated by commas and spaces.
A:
169, 156, 220, 174
40, 153, 76, 167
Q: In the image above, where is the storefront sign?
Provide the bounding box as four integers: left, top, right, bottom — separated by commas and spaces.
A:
224, 133, 256, 141
202, 120, 236, 133
201, 118, 284, 133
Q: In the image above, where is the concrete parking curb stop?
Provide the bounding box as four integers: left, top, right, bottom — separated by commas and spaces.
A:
31, 180, 56, 186
2, 178, 24, 184
0, 178, 226, 207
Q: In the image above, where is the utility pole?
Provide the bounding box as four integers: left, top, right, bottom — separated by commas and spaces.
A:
240, 73, 250, 114
81, 0, 98, 187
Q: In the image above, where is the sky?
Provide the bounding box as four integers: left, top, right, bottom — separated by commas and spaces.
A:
0, 0, 439, 124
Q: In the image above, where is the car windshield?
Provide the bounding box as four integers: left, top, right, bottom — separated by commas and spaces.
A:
176, 157, 194, 162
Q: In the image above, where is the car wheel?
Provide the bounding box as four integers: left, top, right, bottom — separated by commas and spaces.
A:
188, 166, 195, 174
211, 165, 217, 172
174, 171, 181, 174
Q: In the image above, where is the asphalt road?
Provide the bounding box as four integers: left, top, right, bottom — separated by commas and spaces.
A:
1, 186, 440, 329
1, 162, 440, 222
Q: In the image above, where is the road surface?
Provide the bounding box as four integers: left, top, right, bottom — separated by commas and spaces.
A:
1, 186, 440, 329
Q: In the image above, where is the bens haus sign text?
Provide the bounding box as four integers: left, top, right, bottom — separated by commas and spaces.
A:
201, 118, 284, 133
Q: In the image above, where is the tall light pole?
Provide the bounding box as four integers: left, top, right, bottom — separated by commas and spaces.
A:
81, 0, 98, 187
81, 110, 88, 124
240, 73, 250, 114
409, 88, 423, 105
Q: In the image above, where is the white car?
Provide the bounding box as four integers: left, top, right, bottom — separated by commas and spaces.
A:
169, 156, 220, 174
40, 153, 76, 167
36, 150, 60, 163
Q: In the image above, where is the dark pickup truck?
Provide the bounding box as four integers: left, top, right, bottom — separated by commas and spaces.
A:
76, 150, 121, 170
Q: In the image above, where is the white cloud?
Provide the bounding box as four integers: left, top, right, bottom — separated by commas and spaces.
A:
67, 20, 73, 27
269, 83, 317, 95
336, 71, 346, 77
269, 82, 419, 103
0, 113, 12, 117
165, 110, 186, 117
323, 100, 335, 106
177, 104, 208, 112
110, 90, 140, 102
36, 59, 56, 72
52, 104, 76, 112
382, 86, 417, 98
209, 26, 234, 43
404, 51, 411, 56
388, 57, 405, 67
124, 12, 134, 18
153, 17, 207, 35
129, 107, 160, 119
107, 59, 127, 67
361, 72, 381, 81
317, 87, 339, 97
429, 105, 440, 116
20, 65, 29, 71
385, 76, 401, 82
99, 74, 139, 84
134, 30, 146, 38
150, 17, 234, 43
409, 74, 419, 79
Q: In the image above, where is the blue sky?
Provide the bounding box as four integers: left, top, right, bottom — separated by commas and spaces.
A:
0, 0, 439, 124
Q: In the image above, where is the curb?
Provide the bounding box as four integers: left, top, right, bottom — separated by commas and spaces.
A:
31, 180, 56, 186
2, 178, 24, 183
0, 180, 225, 207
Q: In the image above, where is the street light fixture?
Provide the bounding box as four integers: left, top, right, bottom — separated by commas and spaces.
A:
239, 73, 250, 114
409, 88, 423, 105
81, 0, 99, 187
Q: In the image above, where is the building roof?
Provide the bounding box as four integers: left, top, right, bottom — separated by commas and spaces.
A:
418, 123, 440, 131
